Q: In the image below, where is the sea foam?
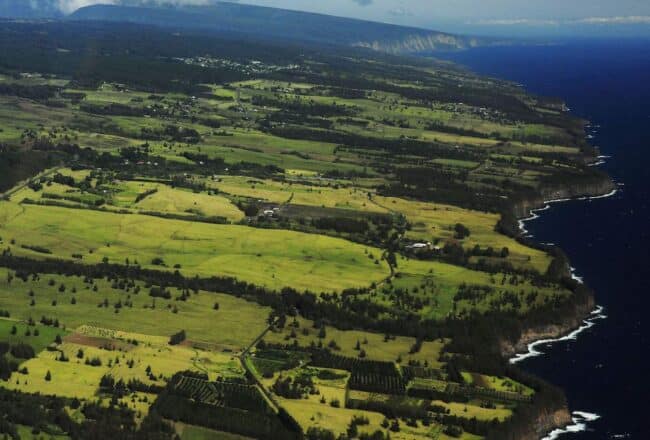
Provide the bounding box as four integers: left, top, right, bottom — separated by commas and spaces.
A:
509, 305, 607, 364
541, 411, 601, 440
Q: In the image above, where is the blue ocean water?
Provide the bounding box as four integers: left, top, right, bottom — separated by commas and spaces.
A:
436, 40, 650, 439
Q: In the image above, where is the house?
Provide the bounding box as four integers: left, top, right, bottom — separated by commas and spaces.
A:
406, 242, 431, 251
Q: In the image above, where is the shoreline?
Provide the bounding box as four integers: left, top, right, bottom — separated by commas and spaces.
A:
541, 412, 602, 440
510, 174, 619, 439
517, 187, 619, 237
509, 305, 607, 364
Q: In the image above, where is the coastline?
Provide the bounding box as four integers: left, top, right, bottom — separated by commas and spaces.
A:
506, 176, 619, 439
541, 412, 602, 440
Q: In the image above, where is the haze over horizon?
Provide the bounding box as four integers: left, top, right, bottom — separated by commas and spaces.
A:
48, 0, 650, 38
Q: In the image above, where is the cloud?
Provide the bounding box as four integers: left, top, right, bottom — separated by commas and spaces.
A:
469, 16, 650, 27
351, 0, 373, 6
387, 7, 411, 17
469, 18, 560, 27
571, 16, 650, 25
56, 0, 115, 15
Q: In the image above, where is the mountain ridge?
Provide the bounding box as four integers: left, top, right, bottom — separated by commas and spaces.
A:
67, 2, 489, 54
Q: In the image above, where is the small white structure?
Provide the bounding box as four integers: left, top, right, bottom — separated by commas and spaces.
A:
406, 242, 431, 251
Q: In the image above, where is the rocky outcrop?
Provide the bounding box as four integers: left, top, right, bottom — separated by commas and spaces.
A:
529, 408, 573, 440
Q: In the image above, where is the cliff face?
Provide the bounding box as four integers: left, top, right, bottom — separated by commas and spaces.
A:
512, 175, 616, 219
353, 34, 482, 54
499, 171, 612, 439
529, 408, 573, 440
500, 294, 596, 357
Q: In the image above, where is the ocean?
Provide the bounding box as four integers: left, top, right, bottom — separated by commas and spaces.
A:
435, 39, 650, 439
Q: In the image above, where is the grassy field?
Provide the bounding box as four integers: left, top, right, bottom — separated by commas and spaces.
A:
374, 196, 551, 273
0, 269, 269, 348
203, 176, 549, 273
176, 424, 254, 440
0, 319, 67, 354
280, 398, 441, 440
462, 372, 535, 396
135, 186, 244, 222
348, 389, 512, 422
263, 316, 447, 367
4, 335, 243, 399
389, 258, 571, 319
0, 202, 390, 292
208, 176, 387, 214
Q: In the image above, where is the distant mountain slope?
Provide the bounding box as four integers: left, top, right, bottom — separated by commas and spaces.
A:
69, 2, 483, 54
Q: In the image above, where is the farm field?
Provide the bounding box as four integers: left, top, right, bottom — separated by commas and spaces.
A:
262, 316, 447, 367
0, 17, 606, 440
176, 424, 254, 440
0, 202, 390, 292
0, 268, 269, 347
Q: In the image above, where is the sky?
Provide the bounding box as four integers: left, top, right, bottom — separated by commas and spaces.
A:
52, 0, 650, 37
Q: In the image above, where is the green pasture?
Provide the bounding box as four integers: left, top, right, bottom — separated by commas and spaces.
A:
0, 319, 66, 354
0, 202, 389, 292
0, 268, 268, 348
263, 316, 446, 367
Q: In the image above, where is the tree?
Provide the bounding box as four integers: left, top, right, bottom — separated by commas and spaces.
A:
44, 370, 51, 381
454, 223, 471, 239
169, 330, 186, 345
54, 334, 62, 344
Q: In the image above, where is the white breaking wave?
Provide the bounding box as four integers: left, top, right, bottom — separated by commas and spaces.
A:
570, 266, 584, 284
517, 182, 620, 236
541, 411, 601, 440
510, 155, 616, 437
509, 305, 607, 364
585, 188, 619, 200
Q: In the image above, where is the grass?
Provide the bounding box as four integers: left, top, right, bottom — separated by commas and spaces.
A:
462, 372, 535, 397
205, 176, 549, 273
177, 424, 254, 440
391, 258, 570, 319
16, 424, 70, 440
280, 396, 444, 440
0, 319, 67, 354
208, 176, 387, 214
262, 316, 446, 367
431, 400, 512, 422
132, 185, 245, 222
0, 269, 269, 348
374, 195, 550, 273
4, 346, 108, 399
0, 202, 389, 292
4, 330, 245, 399
0, 43, 595, 440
